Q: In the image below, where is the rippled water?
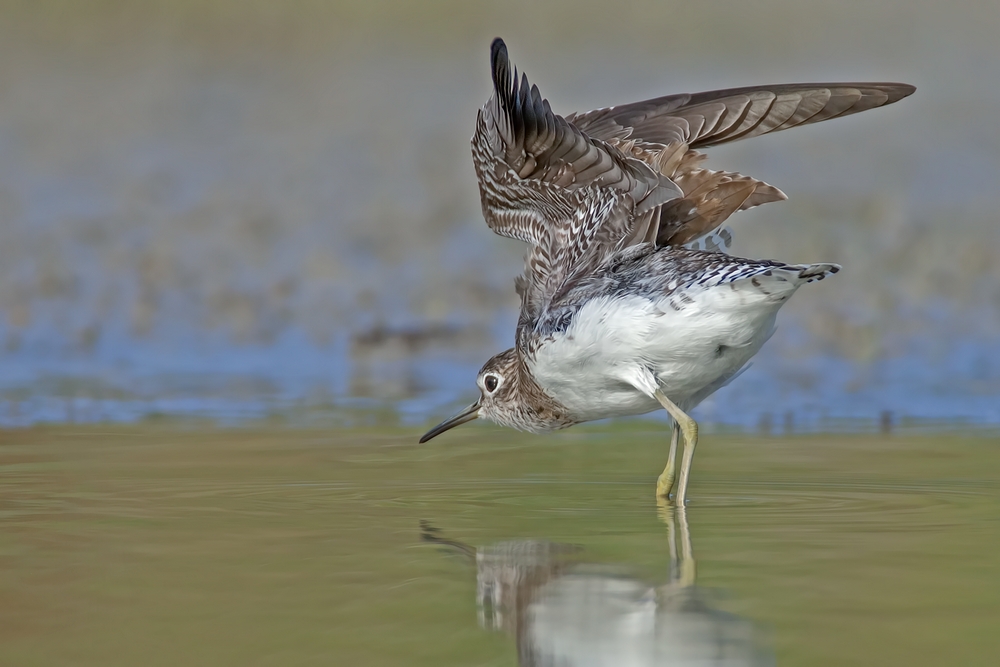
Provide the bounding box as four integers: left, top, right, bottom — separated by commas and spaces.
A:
3, 425, 999, 664
0, 2, 998, 428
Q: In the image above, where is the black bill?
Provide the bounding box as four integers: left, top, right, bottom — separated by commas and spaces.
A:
419, 401, 480, 443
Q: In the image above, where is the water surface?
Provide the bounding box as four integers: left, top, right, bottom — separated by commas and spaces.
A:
3, 424, 998, 665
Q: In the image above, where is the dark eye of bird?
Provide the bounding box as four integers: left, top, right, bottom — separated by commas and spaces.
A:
484, 375, 499, 393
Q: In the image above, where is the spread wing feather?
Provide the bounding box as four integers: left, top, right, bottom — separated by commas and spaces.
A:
472, 38, 683, 330
612, 139, 787, 249
565, 82, 913, 253
566, 82, 915, 148
471, 38, 914, 340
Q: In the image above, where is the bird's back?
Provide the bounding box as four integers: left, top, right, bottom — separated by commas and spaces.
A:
527, 246, 839, 420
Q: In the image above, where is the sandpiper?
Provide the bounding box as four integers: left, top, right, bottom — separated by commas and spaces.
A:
420, 38, 913, 505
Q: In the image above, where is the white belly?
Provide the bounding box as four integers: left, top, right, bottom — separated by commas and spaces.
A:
529, 287, 790, 422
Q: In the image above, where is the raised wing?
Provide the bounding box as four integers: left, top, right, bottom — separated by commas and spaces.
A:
472, 38, 682, 328
472, 39, 915, 338
567, 83, 916, 148
568, 82, 914, 253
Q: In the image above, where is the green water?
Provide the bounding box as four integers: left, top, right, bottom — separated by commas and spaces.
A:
2, 424, 999, 665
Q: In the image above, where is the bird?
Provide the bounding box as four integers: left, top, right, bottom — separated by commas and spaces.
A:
419, 37, 914, 505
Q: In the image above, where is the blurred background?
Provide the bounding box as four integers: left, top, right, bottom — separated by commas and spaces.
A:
1, 0, 998, 430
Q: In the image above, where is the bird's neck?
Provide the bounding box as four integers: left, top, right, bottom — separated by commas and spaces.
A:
510, 353, 574, 432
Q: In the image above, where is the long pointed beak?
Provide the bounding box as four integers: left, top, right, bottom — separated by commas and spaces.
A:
419, 401, 480, 443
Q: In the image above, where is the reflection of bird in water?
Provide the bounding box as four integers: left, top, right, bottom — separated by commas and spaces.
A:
420, 37, 914, 505
421, 506, 772, 666
422, 521, 580, 636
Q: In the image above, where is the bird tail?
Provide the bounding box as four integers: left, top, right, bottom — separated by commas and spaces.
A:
792, 262, 841, 283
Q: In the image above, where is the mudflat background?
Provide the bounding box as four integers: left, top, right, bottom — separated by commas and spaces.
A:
0, 1, 998, 428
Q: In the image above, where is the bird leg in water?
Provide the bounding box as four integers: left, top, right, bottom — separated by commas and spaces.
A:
656, 422, 680, 499
654, 390, 699, 505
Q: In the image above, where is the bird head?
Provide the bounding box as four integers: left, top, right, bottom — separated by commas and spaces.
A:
419, 348, 522, 442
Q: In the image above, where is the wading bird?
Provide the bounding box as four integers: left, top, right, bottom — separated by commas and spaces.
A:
420, 38, 913, 505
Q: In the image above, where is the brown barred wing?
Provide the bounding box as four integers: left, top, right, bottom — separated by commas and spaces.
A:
567, 82, 915, 148
473, 39, 683, 328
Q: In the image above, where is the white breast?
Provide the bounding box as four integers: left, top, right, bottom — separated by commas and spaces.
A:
529, 278, 798, 421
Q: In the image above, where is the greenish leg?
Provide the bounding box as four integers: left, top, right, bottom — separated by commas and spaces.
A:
654, 390, 699, 506
655, 421, 680, 499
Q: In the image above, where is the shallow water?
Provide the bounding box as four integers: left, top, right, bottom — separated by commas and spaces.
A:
3, 425, 999, 665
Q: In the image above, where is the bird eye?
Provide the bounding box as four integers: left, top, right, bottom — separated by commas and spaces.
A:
484, 374, 499, 393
